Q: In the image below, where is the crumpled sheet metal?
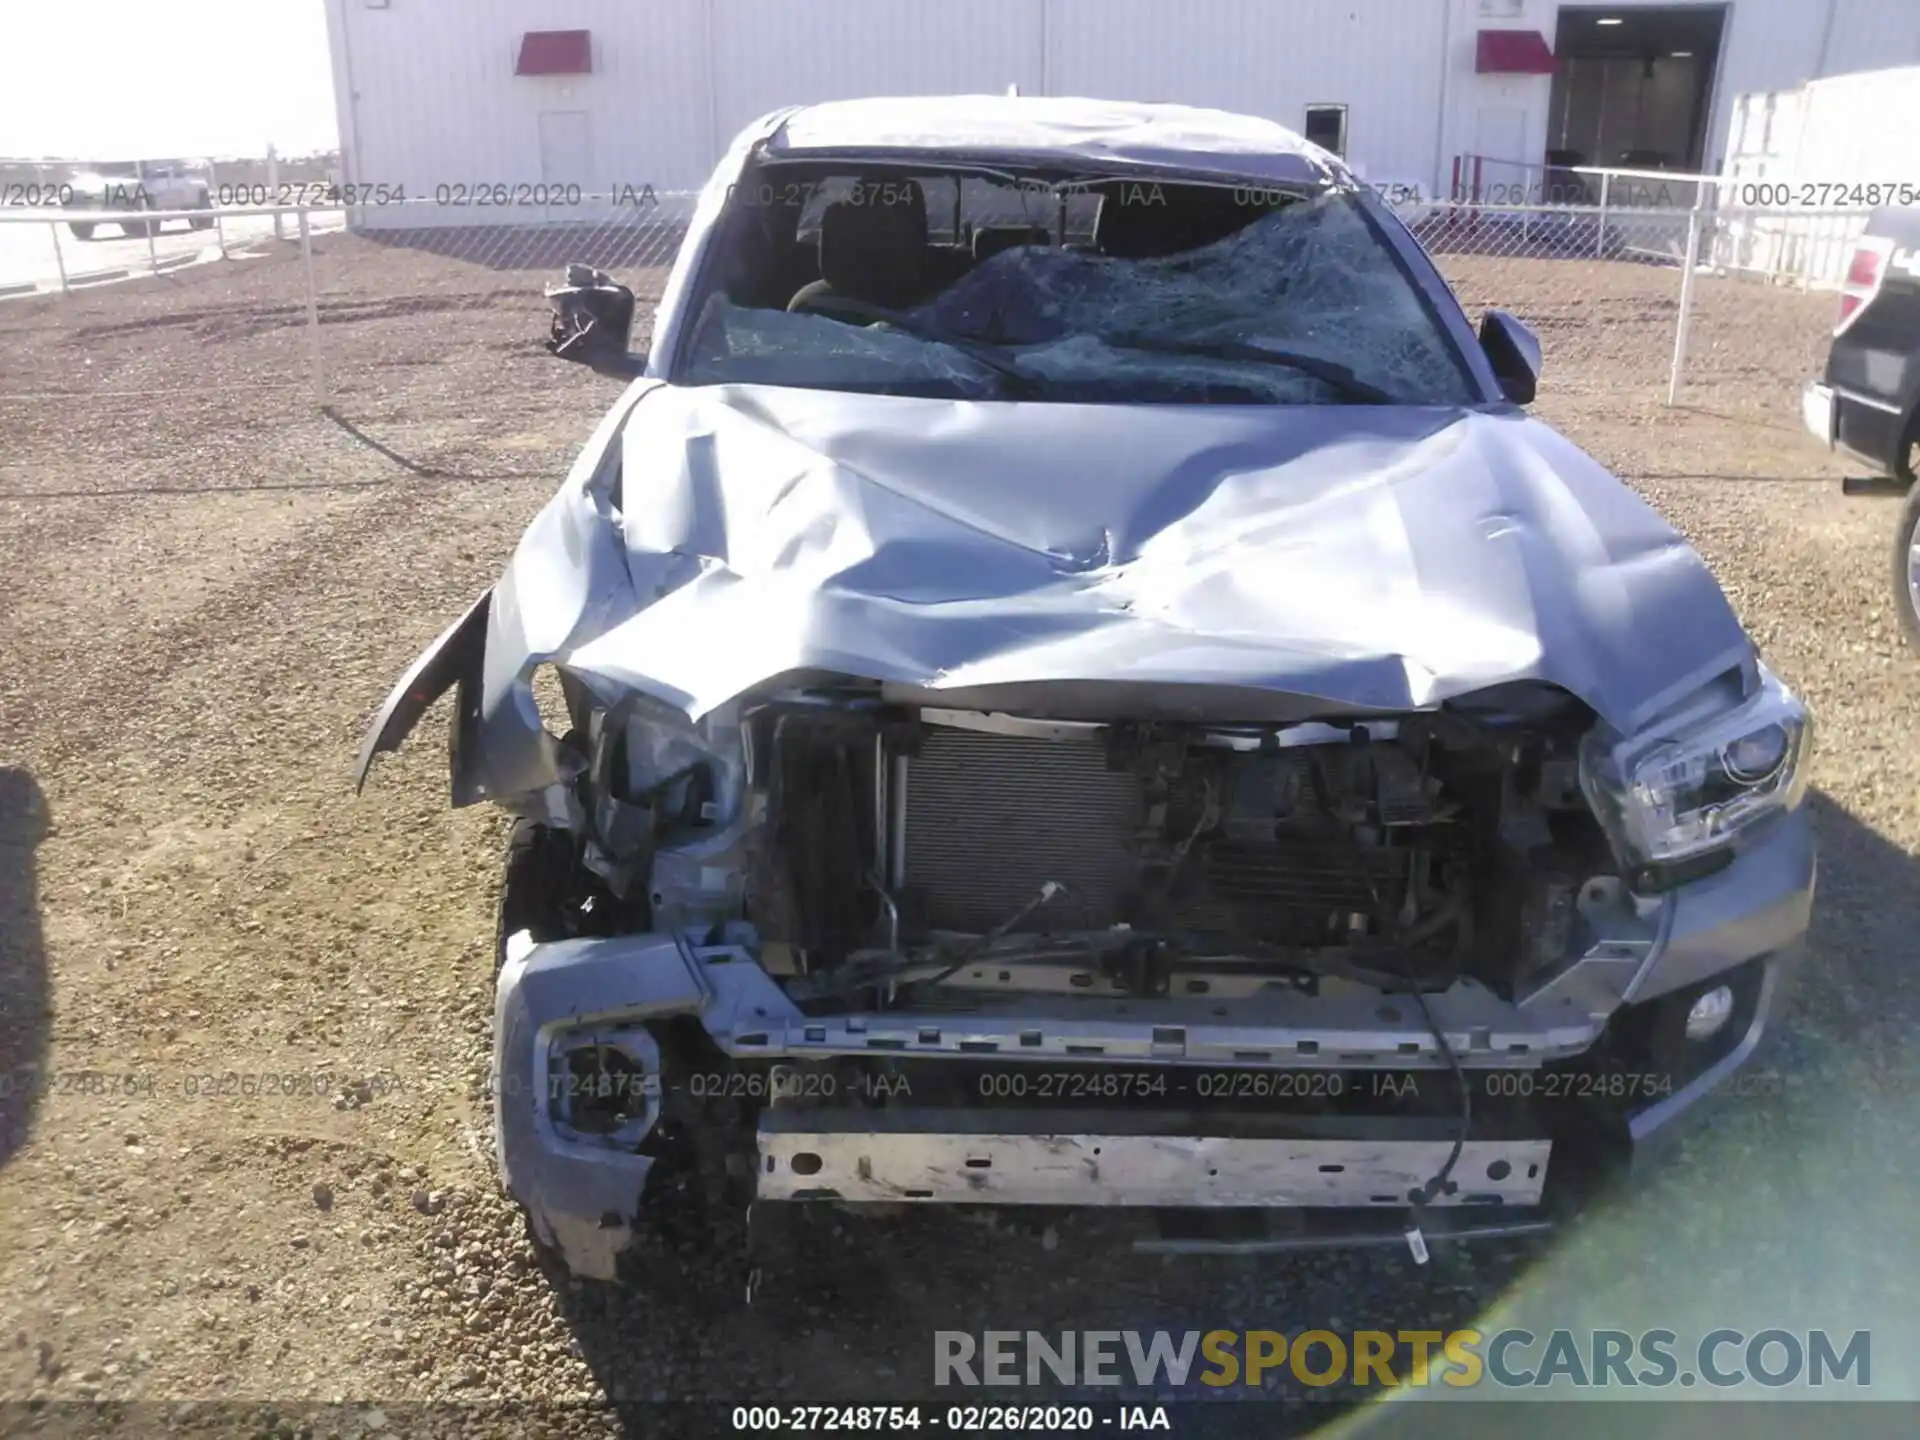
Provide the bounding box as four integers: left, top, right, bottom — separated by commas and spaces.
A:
482, 379, 1750, 769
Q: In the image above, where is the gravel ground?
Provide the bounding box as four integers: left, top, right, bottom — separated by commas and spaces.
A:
2, 234, 1917, 1436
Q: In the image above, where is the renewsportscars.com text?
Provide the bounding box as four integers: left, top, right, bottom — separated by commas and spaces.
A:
934, 1328, 1871, 1390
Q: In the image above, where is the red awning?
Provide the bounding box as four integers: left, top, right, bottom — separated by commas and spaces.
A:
516, 30, 592, 76
1475, 30, 1556, 75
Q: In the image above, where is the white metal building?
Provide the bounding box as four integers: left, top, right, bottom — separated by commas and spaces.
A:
323, 0, 1920, 209
1716, 64, 1920, 286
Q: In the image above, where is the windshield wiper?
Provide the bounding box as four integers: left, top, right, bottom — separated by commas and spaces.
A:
795, 295, 1041, 396
1103, 337, 1397, 404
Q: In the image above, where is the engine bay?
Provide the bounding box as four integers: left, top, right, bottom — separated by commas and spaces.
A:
560, 680, 1617, 1014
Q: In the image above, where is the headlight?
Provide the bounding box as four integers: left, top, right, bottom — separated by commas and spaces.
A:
1580, 665, 1811, 871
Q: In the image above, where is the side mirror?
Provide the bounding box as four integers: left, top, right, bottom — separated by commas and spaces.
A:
544, 264, 641, 376
1478, 309, 1541, 405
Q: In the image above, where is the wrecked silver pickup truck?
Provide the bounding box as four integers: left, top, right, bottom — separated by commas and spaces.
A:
356, 97, 1814, 1282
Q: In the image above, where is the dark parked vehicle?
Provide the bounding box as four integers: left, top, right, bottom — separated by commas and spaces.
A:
1801, 206, 1920, 649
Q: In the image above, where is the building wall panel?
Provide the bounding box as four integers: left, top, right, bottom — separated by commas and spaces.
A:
326, 0, 1920, 222
1044, 0, 1447, 191
711, 0, 1044, 144
1819, 0, 1920, 79
332, 0, 713, 201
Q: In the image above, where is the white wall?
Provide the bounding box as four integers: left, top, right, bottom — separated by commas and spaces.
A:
326, 0, 1920, 218
1043, 0, 1447, 191
1807, 0, 1920, 80
1720, 64, 1920, 287
329, 0, 1447, 203
327, 0, 716, 198
711, 0, 1044, 142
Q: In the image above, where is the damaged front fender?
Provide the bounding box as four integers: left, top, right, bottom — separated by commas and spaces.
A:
351, 588, 492, 801
354, 375, 663, 809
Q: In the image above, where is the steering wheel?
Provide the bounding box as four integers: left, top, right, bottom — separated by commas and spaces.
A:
789, 290, 903, 326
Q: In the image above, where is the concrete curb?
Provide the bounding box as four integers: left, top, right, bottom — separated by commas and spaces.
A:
0, 281, 37, 298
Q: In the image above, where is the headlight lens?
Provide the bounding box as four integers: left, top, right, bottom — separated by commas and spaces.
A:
1580, 666, 1811, 869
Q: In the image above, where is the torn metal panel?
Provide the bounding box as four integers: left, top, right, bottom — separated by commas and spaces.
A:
351, 588, 490, 794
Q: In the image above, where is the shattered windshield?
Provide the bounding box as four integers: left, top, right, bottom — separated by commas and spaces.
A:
681, 168, 1476, 405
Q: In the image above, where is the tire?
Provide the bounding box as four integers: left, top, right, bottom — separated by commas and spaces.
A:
1894, 453, 1920, 657
189, 195, 213, 230
493, 819, 579, 973
67, 221, 95, 240
490, 821, 697, 1291
121, 217, 152, 239
492, 819, 580, 1274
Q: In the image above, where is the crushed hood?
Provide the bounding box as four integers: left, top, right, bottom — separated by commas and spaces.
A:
543, 383, 1749, 732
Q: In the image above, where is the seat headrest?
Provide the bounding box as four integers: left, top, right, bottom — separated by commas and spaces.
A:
816, 180, 930, 307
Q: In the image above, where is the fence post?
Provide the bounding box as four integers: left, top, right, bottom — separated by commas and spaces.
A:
147, 214, 159, 277
300, 208, 326, 409
1666, 188, 1709, 407
270, 145, 284, 242
210, 157, 227, 258
1595, 172, 1610, 258
49, 218, 70, 297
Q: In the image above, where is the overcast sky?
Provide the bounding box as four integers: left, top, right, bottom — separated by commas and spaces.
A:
1, 0, 340, 159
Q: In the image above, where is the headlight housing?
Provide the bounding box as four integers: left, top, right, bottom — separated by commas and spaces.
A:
1580, 665, 1811, 874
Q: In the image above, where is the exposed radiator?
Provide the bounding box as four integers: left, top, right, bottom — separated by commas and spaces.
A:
1170, 837, 1409, 942
898, 727, 1410, 942
902, 728, 1143, 934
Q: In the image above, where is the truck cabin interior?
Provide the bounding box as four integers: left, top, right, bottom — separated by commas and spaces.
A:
706, 163, 1302, 318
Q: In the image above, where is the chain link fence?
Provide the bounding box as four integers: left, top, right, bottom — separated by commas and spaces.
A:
0, 150, 341, 298
302, 197, 692, 477
1401, 195, 1864, 407
0, 172, 1868, 490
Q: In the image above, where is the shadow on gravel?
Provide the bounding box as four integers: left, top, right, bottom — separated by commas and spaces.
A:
533, 787, 1915, 1439
322, 408, 459, 478
0, 765, 50, 1171
320, 409, 574, 485
543, 1213, 1546, 1437
1789, 789, 1920, 1066
3, 408, 574, 498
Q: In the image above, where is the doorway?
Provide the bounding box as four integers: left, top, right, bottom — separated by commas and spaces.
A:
1549, 5, 1727, 180
1474, 105, 1532, 201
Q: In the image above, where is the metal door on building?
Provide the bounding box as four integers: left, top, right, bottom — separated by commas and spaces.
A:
1474, 105, 1530, 205
538, 110, 594, 222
